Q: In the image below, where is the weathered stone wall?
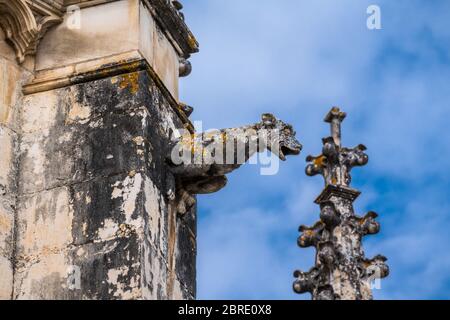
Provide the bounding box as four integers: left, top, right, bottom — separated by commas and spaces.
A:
0, 0, 198, 300
0, 27, 30, 300
13, 69, 195, 299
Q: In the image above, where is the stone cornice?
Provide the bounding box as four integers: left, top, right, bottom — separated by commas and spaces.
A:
63, 0, 120, 9
22, 51, 195, 132
0, 0, 198, 63
143, 0, 199, 58
314, 184, 361, 204
0, 0, 63, 64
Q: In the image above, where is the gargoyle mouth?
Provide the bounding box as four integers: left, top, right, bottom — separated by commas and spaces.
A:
279, 144, 302, 161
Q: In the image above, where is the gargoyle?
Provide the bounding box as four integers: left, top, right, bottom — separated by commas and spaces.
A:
166, 114, 302, 214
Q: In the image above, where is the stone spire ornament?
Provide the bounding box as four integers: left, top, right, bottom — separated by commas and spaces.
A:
293, 107, 389, 300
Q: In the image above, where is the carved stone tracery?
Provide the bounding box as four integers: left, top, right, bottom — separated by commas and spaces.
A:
0, 0, 63, 63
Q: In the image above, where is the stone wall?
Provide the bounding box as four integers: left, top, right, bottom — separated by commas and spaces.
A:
0, 26, 30, 300
14, 69, 195, 299
0, 0, 198, 300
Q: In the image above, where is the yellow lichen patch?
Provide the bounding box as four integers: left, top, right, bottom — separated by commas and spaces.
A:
313, 155, 326, 167
221, 132, 228, 143
187, 34, 199, 50
178, 134, 196, 155
118, 72, 139, 94
304, 230, 314, 237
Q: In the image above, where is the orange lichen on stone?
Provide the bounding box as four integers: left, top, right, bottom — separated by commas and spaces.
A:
314, 155, 326, 167
118, 72, 140, 94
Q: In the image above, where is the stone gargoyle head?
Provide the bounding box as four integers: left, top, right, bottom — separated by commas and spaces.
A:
259, 113, 303, 161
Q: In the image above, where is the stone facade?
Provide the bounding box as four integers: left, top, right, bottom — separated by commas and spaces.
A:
0, 0, 199, 300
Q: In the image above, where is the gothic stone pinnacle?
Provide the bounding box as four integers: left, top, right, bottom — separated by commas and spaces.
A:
294, 107, 389, 300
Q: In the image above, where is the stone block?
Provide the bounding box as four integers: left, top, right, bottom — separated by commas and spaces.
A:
34, 0, 180, 99
14, 235, 142, 300
19, 102, 151, 194
16, 187, 74, 257
0, 255, 13, 300
70, 172, 146, 246
35, 0, 140, 72
0, 29, 16, 61
153, 23, 180, 99
0, 58, 22, 130
0, 125, 17, 193
0, 195, 14, 257
141, 237, 169, 300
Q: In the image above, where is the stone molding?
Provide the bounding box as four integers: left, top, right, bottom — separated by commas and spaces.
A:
22, 51, 195, 132
0, 0, 63, 64
143, 0, 199, 58
315, 184, 361, 204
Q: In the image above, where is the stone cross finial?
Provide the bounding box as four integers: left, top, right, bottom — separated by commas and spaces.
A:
324, 106, 346, 147
306, 107, 368, 187
294, 107, 388, 300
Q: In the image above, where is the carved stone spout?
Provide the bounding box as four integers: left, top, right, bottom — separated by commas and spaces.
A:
166, 114, 302, 214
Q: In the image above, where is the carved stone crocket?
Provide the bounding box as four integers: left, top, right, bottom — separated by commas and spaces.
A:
294, 107, 389, 300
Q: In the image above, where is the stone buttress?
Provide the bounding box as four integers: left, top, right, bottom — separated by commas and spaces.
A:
0, 0, 198, 299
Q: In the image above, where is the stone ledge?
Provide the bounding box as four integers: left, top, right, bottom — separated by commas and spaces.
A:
23, 51, 144, 95
315, 184, 361, 204
63, 0, 120, 9
22, 52, 194, 132
143, 0, 199, 58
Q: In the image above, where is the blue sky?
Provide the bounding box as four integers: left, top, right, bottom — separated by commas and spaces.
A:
179, 0, 450, 300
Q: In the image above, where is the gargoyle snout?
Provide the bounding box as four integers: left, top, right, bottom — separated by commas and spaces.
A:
279, 138, 302, 161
